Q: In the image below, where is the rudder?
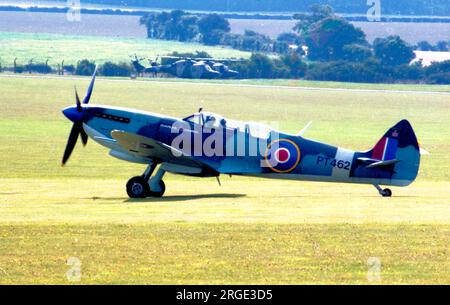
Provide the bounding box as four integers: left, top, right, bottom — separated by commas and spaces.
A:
370, 120, 421, 185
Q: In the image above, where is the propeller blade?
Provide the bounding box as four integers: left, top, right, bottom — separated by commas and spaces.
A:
80, 127, 88, 146
83, 66, 97, 104
61, 122, 81, 166
74, 86, 82, 112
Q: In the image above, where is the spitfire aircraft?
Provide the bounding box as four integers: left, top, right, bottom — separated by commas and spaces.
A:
131, 55, 239, 79
62, 69, 421, 198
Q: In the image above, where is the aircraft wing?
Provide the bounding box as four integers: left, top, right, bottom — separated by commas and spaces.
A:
110, 130, 204, 169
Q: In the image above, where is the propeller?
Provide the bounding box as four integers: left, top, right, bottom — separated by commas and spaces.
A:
61, 66, 97, 166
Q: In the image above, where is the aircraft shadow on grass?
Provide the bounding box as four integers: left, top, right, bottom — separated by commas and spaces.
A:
125, 193, 246, 203
81, 193, 246, 203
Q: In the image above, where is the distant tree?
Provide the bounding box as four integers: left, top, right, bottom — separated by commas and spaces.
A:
268, 58, 290, 78
247, 53, 274, 78
293, 4, 334, 36
342, 44, 373, 62
63, 64, 75, 74
392, 63, 424, 81
221, 33, 244, 49
304, 17, 367, 61
240, 30, 273, 52
272, 40, 290, 55
75, 59, 96, 76
305, 60, 383, 83
426, 72, 450, 84
101, 62, 131, 77
26, 62, 52, 74
140, 10, 199, 42
416, 40, 434, 51
373, 36, 415, 66
424, 60, 450, 84
165, 10, 196, 41
435, 41, 449, 51
198, 14, 230, 45
276, 32, 302, 45
281, 53, 307, 78
178, 15, 200, 41
425, 60, 450, 76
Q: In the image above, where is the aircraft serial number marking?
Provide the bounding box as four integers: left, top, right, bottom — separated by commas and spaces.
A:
316, 156, 351, 170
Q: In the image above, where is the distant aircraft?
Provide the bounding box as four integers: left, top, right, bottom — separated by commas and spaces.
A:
131, 55, 240, 79
62, 69, 422, 198
130, 55, 154, 77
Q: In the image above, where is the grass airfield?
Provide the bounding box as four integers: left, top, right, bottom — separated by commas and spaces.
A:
0, 32, 249, 65
0, 76, 449, 284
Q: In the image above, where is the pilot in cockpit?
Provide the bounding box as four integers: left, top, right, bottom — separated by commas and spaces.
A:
204, 114, 216, 128
204, 114, 227, 129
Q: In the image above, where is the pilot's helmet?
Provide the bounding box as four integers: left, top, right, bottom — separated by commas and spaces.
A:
205, 115, 216, 123
204, 115, 217, 128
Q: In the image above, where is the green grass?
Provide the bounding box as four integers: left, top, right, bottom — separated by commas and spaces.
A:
128, 77, 450, 93
0, 223, 448, 284
0, 76, 449, 284
0, 32, 250, 66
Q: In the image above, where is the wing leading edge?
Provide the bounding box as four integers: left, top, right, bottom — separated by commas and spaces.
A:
110, 130, 217, 176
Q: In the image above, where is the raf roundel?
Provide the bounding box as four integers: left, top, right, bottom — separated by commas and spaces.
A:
264, 139, 301, 173
275, 147, 290, 164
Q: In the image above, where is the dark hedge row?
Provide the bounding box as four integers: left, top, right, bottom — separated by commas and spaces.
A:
3, 56, 448, 84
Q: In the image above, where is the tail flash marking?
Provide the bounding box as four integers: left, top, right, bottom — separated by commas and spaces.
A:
372, 137, 398, 161
383, 138, 398, 160
372, 137, 387, 160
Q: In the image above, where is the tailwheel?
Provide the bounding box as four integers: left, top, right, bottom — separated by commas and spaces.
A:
373, 184, 393, 197
149, 180, 166, 197
381, 188, 392, 197
126, 176, 150, 198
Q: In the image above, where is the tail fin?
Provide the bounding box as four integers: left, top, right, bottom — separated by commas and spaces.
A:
369, 120, 420, 185
370, 120, 419, 160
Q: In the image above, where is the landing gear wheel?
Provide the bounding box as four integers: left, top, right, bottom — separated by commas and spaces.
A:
382, 188, 392, 197
126, 176, 150, 198
149, 180, 165, 197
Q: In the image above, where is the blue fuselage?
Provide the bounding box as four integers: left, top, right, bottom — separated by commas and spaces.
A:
63, 104, 419, 187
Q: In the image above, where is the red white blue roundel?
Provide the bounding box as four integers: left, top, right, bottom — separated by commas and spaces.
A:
264, 139, 301, 173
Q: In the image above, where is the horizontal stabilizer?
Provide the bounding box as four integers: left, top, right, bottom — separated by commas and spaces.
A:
364, 159, 400, 168
420, 147, 430, 155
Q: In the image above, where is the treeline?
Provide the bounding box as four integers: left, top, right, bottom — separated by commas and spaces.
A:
0, 59, 133, 77
1, 56, 449, 84
415, 41, 450, 52
231, 54, 450, 84
137, 6, 450, 84
52, 0, 450, 16
139, 10, 301, 55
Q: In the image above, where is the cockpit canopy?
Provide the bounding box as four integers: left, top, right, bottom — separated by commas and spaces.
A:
182, 112, 274, 139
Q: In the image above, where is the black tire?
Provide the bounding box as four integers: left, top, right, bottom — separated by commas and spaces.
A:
149, 180, 166, 197
126, 176, 150, 198
382, 188, 392, 197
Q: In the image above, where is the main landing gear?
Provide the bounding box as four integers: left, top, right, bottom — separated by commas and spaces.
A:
126, 163, 166, 198
373, 184, 392, 197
